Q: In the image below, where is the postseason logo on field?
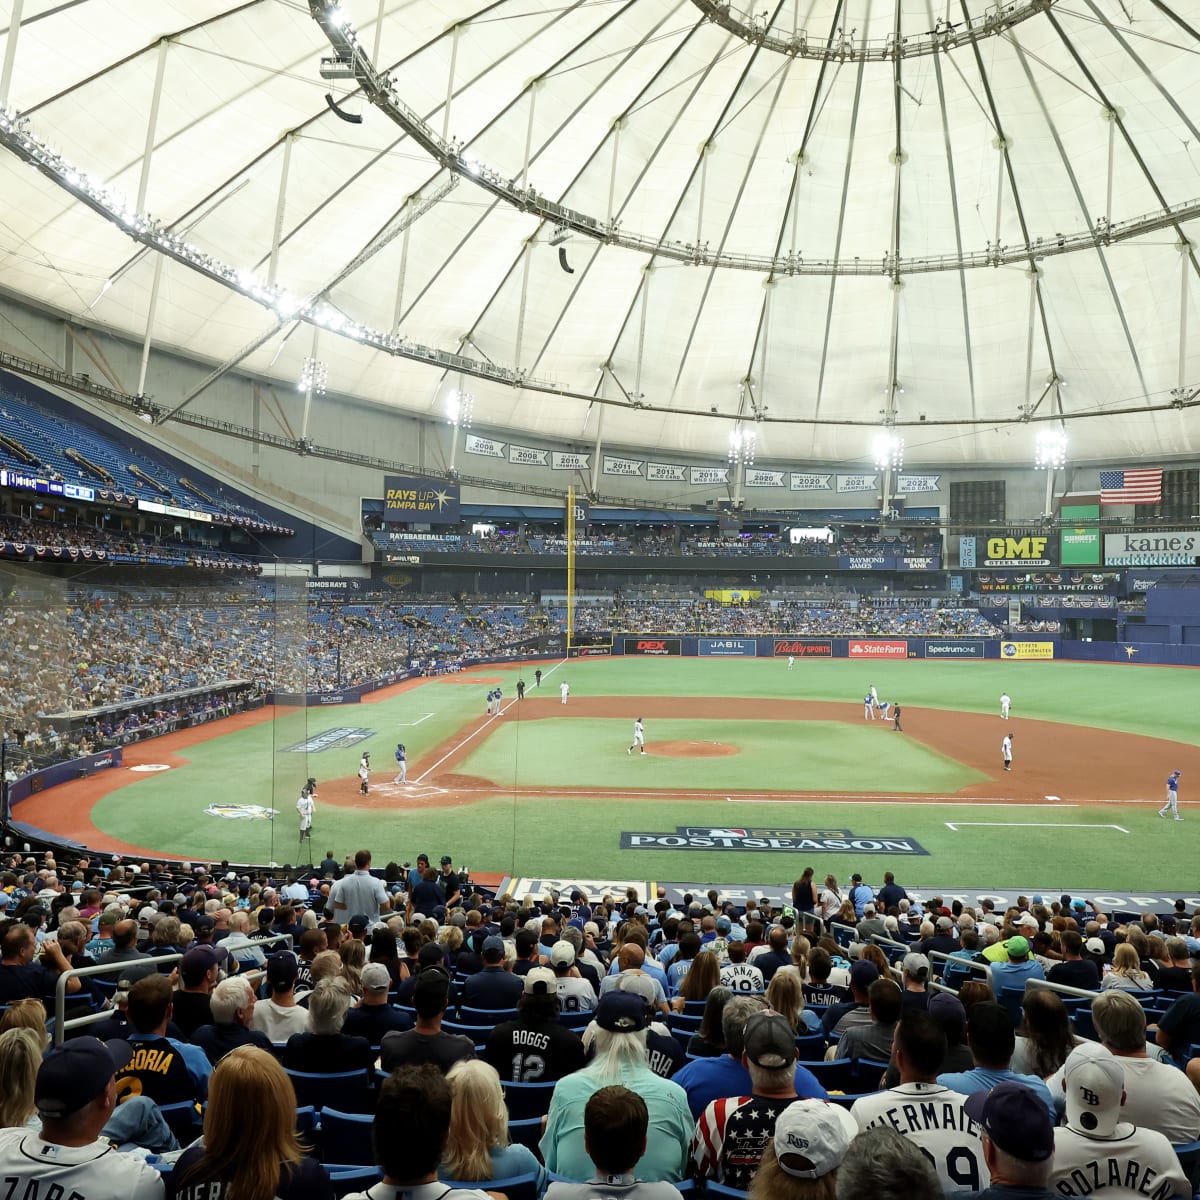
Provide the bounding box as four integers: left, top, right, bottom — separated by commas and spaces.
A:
620, 825, 929, 855
284, 727, 375, 752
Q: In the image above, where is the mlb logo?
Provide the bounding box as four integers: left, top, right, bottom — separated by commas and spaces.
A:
685, 827, 747, 838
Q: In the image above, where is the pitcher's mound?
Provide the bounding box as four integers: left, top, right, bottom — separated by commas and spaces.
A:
650, 741, 738, 758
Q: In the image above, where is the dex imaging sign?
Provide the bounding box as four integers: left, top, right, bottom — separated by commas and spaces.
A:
1104, 531, 1200, 567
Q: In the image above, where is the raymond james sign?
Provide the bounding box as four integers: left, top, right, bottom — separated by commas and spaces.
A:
620, 825, 928, 855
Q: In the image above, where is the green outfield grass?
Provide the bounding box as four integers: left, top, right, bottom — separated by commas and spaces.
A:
76, 657, 1199, 888
456, 718, 987, 793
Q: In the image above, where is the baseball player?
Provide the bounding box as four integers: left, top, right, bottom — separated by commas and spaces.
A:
892, 703, 902, 732
358, 752, 370, 794
494, 685, 503, 715
870, 684, 879, 709
534, 668, 542, 688
393, 743, 407, 785
628, 718, 646, 756
1000, 692, 1012, 720
864, 692, 875, 721
560, 680, 569, 705
486, 688, 495, 716
787, 654, 795, 672
1159, 770, 1183, 821
516, 678, 526, 700
876, 699, 891, 720
296, 779, 315, 850
1001, 733, 1013, 772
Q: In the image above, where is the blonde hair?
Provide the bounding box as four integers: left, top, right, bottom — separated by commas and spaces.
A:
439, 926, 464, 953
443, 1059, 508, 1181
0, 998, 49, 1049
338, 939, 365, 993
749, 1143, 838, 1200
0, 1028, 42, 1128
766, 972, 806, 1032
178, 1046, 305, 1200
1111, 943, 1142, 976
859, 944, 890, 977
310, 949, 343, 985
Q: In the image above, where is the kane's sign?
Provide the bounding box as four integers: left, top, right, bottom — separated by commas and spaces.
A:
620, 825, 928, 855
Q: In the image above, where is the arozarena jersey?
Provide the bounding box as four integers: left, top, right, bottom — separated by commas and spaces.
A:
0, 1128, 164, 1200
1051, 1124, 1188, 1200
851, 1082, 989, 1195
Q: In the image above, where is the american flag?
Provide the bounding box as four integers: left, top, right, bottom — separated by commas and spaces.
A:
1099, 468, 1163, 505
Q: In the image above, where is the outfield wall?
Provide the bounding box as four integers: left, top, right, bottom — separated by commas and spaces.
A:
580, 636, 1059, 660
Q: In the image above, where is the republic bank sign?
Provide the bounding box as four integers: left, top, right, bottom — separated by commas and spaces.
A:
1104, 531, 1200, 567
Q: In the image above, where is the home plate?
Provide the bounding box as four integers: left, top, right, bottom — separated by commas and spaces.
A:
1044, 795, 1061, 802
390, 784, 446, 799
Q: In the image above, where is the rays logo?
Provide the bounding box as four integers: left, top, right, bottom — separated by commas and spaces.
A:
204, 804, 279, 821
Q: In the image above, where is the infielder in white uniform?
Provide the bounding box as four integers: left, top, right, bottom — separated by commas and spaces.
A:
870, 684, 879, 708
628, 718, 646, 755
560, 680, 569, 705
358, 752, 370, 794
1002, 733, 1013, 772
1000, 692, 1011, 719
787, 655, 795, 671
296, 782, 315, 851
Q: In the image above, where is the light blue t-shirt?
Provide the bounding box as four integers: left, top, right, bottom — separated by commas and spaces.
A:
936, 1065, 1055, 1119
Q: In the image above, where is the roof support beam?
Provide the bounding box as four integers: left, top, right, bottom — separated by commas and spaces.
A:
0, 0, 25, 110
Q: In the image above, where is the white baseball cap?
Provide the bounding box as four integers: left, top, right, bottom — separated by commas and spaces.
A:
1063, 1046, 1126, 1139
773, 1099, 858, 1179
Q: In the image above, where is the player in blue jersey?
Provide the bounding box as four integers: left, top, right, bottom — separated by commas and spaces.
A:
1159, 770, 1182, 821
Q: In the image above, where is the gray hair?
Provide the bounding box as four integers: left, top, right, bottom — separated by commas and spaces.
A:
308, 976, 355, 1035
1091, 989, 1146, 1052
721, 994, 769, 1059
836, 1127, 941, 1200
987, 1144, 1052, 1189
585, 1026, 650, 1084
209, 976, 255, 1025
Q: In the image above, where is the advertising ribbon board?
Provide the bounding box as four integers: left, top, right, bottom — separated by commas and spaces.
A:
624, 638, 681, 656
698, 638, 757, 657
924, 640, 984, 659
773, 640, 832, 657
1000, 641, 1056, 660
383, 475, 460, 524
848, 639, 909, 659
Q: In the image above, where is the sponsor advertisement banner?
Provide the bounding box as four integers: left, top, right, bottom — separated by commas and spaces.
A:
1061, 504, 1101, 566
624, 637, 681, 656
840, 555, 892, 570
848, 639, 909, 659
305, 579, 364, 591
603, 456, 644, 477
552, 451, 590, 470
9, 748, 123, 806
647, 462, 687, 481
569, 645, 612, 657
900, 555, 942, 570
1104, 531, 1200, 567
689, 466, 729, 485
977, 572, 1116, 593
139, 499, 212, 523
983, 534, 1053, 567
925, 639, 984, 659
1001, 641, 1056, 660
508, 444, 548, 466
773, 640, 832, 657
620, 825, 929, 855
698, 638, 757, 657
837, 473, 879, 493
790, 473, 833, 491
383, 475, 461, 523
897, 474, 941, 493
463, 434, 506, 458
745, 469, 785, 487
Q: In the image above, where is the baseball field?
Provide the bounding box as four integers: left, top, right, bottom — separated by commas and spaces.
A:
16, 656, 1200, 892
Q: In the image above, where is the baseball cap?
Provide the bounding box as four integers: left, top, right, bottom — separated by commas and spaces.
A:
743, 1012, 797, 1069
180, 943, 228, 986
902, 953, 930, 980
716, 915, 732, 934
1016, 914, 1040, 931
614, 973, 657, 1008
266, 952, 299, 987
347, 914, 369, 934
850, 873, 862, 882
360, 962, 392, 993
1005, 935, 1030, 958
773, 1099, 858, 1179
1072, 898, 1087, 911
1084, 937, 1106, 956
440, 856, 453, 865
849, 960, 879, 991
936, 915, 954, 931
549, 941, 576, 967
191, 913, 216, 935
595, 991, 647, 1032
964, 1082, 1054, 1162
523, 966, 557, 996
1063, 1047, 1125, 1138
35, 1037, 133, 1119
928, 991, 966, 1035
481, 935, 505, 960
1032, 894, 1044, 905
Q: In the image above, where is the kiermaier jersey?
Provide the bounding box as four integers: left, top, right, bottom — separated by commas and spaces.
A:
851, 1082, 989, 1196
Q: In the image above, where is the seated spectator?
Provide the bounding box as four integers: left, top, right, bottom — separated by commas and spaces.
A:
483, 966, 585, 1082
961, 1082, 1057, 1200
170, 944, 228, 1038
550, 941, 598, 1014
340, 1064, 496, 1200
459, 935, 523, 1012
821, 960, 878, 1037
989, 936, 1045, 992
0, 923, 82, 1004
747, 1097, 862, 1200
1046, 932, 1100, 991
899, 953, 931, 1010
937, 1002, 1054, 1118
381, 967, 475, 1073
250, 952, 310, 1043
1099, 944, 1154, 992
851, 1010, 988, 1194
835, 1125, 941, 1200
541, 992, 692, 1183
1148, 937, 1193, 991
1010, 989, 1078, 1080
438, 1059, 544, 1190
803, 947, 849, 1009
0, 997, 50, 1049
114, 974, 211, 1109
282, 977, 373, 1073
831, 977, 902, 1063
0, 1037, 164, 1199
686, 985, 732, 1058
766, 970, 822, 1035
1049, 1048, 1187, 1199
1153, 960, 1200, 1069
167, 1045, 333, 1198
343, 961, 414, 1044
545, 1085, 689, 1200
191, 976, 273, 1066
692, 1011, 823, 1191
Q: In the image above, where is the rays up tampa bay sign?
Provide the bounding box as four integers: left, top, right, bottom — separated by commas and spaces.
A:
620, 826, 928, 855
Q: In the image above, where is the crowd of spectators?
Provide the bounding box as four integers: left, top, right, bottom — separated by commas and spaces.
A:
1, 849, 1198, 1197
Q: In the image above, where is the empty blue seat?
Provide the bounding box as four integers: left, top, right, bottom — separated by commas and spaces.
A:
320, 1108, 374, 1166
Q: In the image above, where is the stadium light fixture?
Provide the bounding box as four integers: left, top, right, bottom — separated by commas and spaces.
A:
1034, 427, 1067, 470
728, 425, 756, 466
298, 358, 328, 395
446, 389, 474, 428
873, 431, 904, 471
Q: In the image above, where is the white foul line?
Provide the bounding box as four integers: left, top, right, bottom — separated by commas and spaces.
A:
397, 713, 435, 726
945, 821, 1129, 834
726, 797, 1078, 807
413, 659, 565, 784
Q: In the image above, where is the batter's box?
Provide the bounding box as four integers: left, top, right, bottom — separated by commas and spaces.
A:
382, 783, 446, 800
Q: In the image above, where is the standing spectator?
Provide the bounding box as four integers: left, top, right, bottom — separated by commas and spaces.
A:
330, 850, 390, 925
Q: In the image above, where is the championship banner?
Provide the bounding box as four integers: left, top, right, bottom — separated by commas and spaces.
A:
508, 444, 547, 466
383, 475, 461, 524
745, 469, 785, 487
647, 462, 687, 482
897, 474, 941, 494
689, 466, 729, 485
552, 452, 590, 471
464, 435, 505, 459
1001, 641, 1056, 660
790, 473, 833, 492
603, 456, 644, 477
837, 474, 878, 493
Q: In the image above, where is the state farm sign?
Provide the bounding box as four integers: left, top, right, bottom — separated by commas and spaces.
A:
848, 640, 909, 659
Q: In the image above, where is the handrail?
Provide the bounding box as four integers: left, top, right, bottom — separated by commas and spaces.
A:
52, 932, 293, 1045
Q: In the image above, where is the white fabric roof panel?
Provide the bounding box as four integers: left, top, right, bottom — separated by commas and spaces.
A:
1, 0, 1199, 466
